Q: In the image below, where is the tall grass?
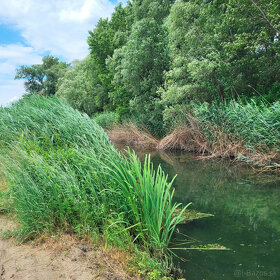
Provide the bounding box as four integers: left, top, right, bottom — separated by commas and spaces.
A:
0, 95, 187, 256
192, 100, 280, 152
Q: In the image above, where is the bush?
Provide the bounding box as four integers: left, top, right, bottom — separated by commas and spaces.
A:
93, 111, 118, 130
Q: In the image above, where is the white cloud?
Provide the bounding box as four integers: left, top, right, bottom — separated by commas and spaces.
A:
60, 0, 109, 22
0, 0, 117, 105
0, 80, 25, 107
0, 44, 42, 65
0, 0, 115, 61
0, 44, 43, 105
0, 62, 15, 74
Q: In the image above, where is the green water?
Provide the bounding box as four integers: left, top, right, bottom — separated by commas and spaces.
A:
130, 148, 280, 280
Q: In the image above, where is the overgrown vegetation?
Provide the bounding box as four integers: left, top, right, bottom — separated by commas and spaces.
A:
0, 95, 190, 279
15, 0, 280, 163
93, 111, 118, 130
158, 101, 280, 166
192, 101, 280, 152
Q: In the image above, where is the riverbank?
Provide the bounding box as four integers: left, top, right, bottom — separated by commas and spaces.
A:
0, 95, 191, 280
137, 149, 280, 280
0, 215, 141, 280
96, 100, 280, 170
106, 121, 280, 170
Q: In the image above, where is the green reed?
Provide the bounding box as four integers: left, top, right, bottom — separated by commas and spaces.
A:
192, 100, 280, 151
0, 95, 187, 255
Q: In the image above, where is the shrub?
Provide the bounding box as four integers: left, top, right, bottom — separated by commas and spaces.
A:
93, 111, 118, 130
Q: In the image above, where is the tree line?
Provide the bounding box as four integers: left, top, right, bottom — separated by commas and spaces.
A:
16, 0, 280, 136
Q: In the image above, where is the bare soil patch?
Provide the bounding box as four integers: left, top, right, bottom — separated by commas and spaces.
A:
0, 215, 137, 280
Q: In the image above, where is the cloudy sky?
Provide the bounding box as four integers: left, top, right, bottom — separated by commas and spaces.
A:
0, 0, 121, 106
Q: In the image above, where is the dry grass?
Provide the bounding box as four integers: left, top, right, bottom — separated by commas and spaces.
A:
0, 215, 140, 280
159, 116, 210, 154
159, 115, 251, 159
106, 117, 280, 169
34, 234, 142, 280
107, 122, 159, 149
159, 117, 210, 154
207, 130, 250, 159
0, 209, 145, 280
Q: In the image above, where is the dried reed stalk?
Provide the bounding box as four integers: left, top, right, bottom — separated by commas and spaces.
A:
106, 122, 159, 149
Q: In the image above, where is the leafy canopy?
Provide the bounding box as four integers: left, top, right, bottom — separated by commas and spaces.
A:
15, 55, 70, 96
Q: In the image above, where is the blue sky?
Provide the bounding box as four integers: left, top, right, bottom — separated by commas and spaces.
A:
0, 0, 121, 106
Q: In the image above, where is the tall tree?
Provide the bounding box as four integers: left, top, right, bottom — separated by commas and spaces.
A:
108, 18, 169, 135
87, 3, 133, 110
161, 0, 280, 126
15, 55, 69, 96
107, 0, 174, 135
56, 57, 106, 116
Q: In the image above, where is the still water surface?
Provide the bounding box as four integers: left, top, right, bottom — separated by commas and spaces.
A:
124, 147, 280, 280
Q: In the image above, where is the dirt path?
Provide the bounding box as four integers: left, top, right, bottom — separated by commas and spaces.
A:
0, 216, 134, 280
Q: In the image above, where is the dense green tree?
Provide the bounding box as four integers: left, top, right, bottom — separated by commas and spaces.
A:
107, 0, 174, 135
15, 55, 69, 96
108, 18, 169, 135
56, 0, 280, 134
132, 0, 174, 21
161, 0, 280, 126
87, 3, 133, 109
221, 0, 280, 102
88, 3, 133, 70
56, 57, 106, 116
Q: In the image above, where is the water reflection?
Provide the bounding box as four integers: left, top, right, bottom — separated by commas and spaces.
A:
116, 145, 280, 280
150, 152, 280, 234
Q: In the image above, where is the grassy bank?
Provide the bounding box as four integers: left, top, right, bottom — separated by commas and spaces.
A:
97, 101, 280, 168
189, 101, 280, 166
192, 101, 280, 151
0, 95, 189, 279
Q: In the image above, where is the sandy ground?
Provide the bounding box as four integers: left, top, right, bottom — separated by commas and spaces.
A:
0, 215, 135, 280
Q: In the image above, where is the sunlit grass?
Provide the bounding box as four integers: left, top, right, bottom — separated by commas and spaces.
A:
0, 95, 188, 259
193, 100, 280, 151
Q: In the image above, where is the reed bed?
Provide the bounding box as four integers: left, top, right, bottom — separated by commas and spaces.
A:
0, 95, 188, 258
192, 100, 280, 152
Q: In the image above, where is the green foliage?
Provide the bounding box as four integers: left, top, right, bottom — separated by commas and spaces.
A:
107, 0, 171, 136
0, 95, 188, 256
87, 4, 134, 108
192, 100, 280, 151
93, 111, 118, 130
15, 55, 69, 95
132, 0, 174, 22
88, 4, 132, 71
161, 0, 280, 125
22, 0, 278, 147
56, 57, 106, 115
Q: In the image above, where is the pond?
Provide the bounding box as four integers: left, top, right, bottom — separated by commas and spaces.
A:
118, 146, 280, 280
